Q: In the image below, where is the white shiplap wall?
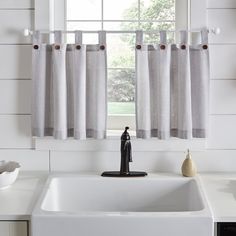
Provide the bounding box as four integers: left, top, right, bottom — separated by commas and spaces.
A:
0, 0, 236, 172
0, 0, 49, 170
208, 0, 236, 151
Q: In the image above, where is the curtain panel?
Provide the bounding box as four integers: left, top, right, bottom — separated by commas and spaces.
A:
136, 30, 209, 139
32, 31, 107, 140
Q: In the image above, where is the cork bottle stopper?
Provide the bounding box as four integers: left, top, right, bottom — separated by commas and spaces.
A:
181, 149, 197, 177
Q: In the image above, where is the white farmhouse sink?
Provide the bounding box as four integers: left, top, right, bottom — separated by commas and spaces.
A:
32, 173, 213, 236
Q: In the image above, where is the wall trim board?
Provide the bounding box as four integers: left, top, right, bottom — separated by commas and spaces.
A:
190, 0, 207, 29
34, 0, 65, 31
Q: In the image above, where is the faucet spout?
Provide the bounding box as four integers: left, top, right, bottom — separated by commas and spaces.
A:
120, 139, 132, 174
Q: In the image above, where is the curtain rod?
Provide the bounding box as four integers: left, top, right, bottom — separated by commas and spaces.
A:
23, 27, 221, 36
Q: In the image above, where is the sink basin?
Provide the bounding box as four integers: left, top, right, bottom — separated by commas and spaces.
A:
32, 173, 213, 236
41, 176, 203, 212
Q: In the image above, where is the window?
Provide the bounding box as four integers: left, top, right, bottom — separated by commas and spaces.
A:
65, 0, 186, 131
34, 0, 208, 150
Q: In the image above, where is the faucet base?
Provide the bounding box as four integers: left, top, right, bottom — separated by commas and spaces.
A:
101, 171, 147, 177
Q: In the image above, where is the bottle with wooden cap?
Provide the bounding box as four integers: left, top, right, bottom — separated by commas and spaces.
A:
181, 149, 197, 177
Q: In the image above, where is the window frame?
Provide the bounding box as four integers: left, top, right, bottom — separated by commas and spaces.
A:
34, 0, 192, 35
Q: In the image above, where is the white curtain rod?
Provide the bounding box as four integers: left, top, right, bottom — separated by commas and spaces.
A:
23, 27, 221, 36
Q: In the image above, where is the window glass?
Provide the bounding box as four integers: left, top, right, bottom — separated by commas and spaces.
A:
67, 0, 101, 20
108, 69, 135, 115
66, 0, 175, 117
140, 0, 175, 21
103, 0, 138, 20
107, 34, 135, 68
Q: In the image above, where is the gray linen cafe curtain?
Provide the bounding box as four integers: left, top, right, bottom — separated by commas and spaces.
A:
32, 30, 107, 139
136, 29, 209, 139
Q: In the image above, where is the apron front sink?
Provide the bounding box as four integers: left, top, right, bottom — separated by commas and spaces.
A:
32, 173, 213, 236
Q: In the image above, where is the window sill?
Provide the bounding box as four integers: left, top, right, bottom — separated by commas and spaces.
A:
33, 134, 206, 152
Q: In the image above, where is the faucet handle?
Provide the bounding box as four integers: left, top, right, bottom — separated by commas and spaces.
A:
121, 127, 130, 141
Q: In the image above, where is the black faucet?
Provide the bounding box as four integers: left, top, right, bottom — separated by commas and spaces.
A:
101, 127, 147, 177
120, 127, 132, 175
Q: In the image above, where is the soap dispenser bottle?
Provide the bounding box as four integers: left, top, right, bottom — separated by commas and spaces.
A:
181, 149, 197, 177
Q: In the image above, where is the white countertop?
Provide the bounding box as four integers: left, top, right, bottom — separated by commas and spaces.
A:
200, 173, 236, 222
1, 172, 236, 222
0, 171, 48, 220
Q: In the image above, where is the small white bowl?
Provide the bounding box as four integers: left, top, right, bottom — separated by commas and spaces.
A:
0, 161, 21, 190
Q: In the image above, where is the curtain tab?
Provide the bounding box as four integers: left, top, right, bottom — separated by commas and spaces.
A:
201, 28, 209, 44
98, 31, 106, 45
160, 30, 167, 44
98, 31, 106, 50
75, 30, 82, 44
136, 30, 143, 45
54, 31, 63, 44
33, 30, 42, 45
180, 30, 188, 44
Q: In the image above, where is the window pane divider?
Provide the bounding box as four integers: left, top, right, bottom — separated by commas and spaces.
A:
138, 0, 140, 28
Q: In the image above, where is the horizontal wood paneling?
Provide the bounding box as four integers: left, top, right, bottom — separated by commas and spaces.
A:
0, 80, 31, 114
51, 151, 120, 173
0, 2, 33, 150
210, 80, 236, 114
50, 150, 236, 172
207, 4, 236, 152
0, 45, 31, 79
210, 45, 236, 79
0, 115, 32, 148
208, 115, 236, 149
0, 0, 34, 9
50, 151, 186, 173
207, 0, 236, 9
0, 10, 33, 44
208, 9, 236, 44
0, 150, 49, 171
